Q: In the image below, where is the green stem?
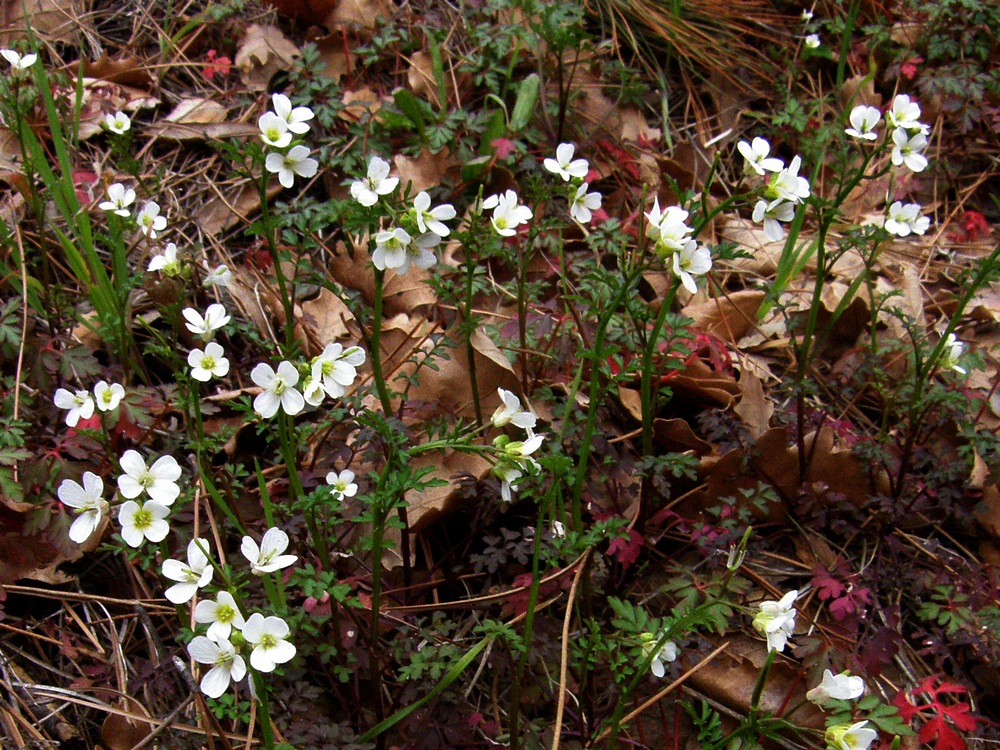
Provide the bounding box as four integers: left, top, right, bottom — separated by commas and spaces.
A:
259, 165, 296, 355
252, 670, 275, 750
370, 269, 395, 417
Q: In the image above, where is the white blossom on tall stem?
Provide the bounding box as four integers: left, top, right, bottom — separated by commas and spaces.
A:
640, 632, 679, 678
887, 94, 928, 134
371, 227, 412, 271
265, 145, 319, 188
117, 450, 182, 505
940, 333, 967, 375
491, 388, 537, 432
543, 142, 589, 182
271, 93, 314, 134
845, 105, 882, 140
242, 613, 296, 672
326, 469, 358, 501
752, 198, 797, 241
350, 155, 399, 206
53, 388, 95, 427
188, 636, 246, 698
258, 111, 292, 148
194, 591, 246, 641
891, 128, 928, 172
804, 33, 821, 48
136, 201, 166, 238
118, 500, 171, 547
251, 361, 304, 417
104, 112, 131, 134
93, 381, 125, 412
148, 243, 182, 276
182, 303, 231, 339
202, 264, 232, 288
161, 538, 214, 604
752, 589, 798, 652
188, 342, 230, 381
0, 49, 37, 71
570, 183, 602, 223
768, 155, 811, 205
482, 190, 532, 236
825, 721, 878, 750
241, 527, 297, 575
312, 343, 364, 399
806, 669, 865, 704
884, 201, 930, 237
98, 183, 135, 216
672, 241, 712, 294
58, 472, 108, 543
645, 198, 694, 254
412, 191, 456, 237
737, 137, 784, 176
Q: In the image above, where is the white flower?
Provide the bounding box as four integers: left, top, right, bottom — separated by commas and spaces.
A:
752, 589, 798, 652
265, 145, 319, 188
482, 190, 532, 237
372, 227, 412, 271
413, 191, 456, 237
242, 613, 296, 672
570, 183, 602, 223
491, 388, 537, 432
543, 142, 589, 182
251, 361, 304, 418
1, 49, 36, 71
801, 9, 814, 21
202, 264, 232, 288
645, 198, 694, 254
311, 343, 363, 399
194, 591, 246, 641
53, 388, 95, 427
118, 500, 170, 547
326, 469, 358, 500
182, 303, 231, 339
551, 520, 566, 538
752, 198, 797, 242
148, 242, 182, 276
104, 112, 131, 134
302, 374, 325, 406
118, 450, 182, 505
258, 111, 292, 148
825, 721, 878, 750
672, 241, 712, 294
161, 538, 214, 604
93, 381, 125, 412
807, 670, 865, 704
188, 635, 246, 698
737, 137, 784, 176
767, 155, 811, 205
845, 105, 882, 140
887, 94, 928, 134
641, 633, 679, 678
804, 34, 821, 48
58, 472, 108, 544
241, 527, 297, 575
495, 464, 522, 503
136, 201, 167, 238
941, 333, 966, 375
188, 342, 230, 382
271, 93, 314, 134
493, 433, 544, 501
884, 201, 930, 237
891, 128, 928, 172
98, 183, 136, 217
350, 155, 398, 206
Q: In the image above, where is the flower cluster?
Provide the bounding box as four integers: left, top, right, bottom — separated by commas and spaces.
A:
261, 92, 318, 188
738, 138, 812, 243
751, 589, 798, 652
806, 669, 878, 750
350, 155, 456, 275
53, 379, 125, 426
639, 631, 679, 678
542, 142, 603, 224
645, 198, 712, 293
251, 343, 366, 419
490, 388, 544, 502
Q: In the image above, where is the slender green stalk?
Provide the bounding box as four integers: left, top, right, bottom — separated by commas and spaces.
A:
258, 166, 296, 355
370, 269, 395, 417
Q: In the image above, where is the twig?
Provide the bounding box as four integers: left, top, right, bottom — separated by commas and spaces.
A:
550, 549, 591, 750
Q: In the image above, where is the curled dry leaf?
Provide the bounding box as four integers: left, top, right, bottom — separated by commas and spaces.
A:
407, 50, 441, 108
235, 24, 301, 91
733, 370, 773, 439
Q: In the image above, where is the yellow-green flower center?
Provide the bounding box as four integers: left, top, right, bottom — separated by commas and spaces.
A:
133, 507, 153, 529
216, 604, 235, 623
259, 633, 277, 649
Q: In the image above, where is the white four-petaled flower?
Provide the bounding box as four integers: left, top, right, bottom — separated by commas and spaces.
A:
241, 527, 298, 575
202, 264, 232, 288
182, 303, 230, 339
752, 198, 797, 242
645, 198, 694, 254
265, 145, 319, 188
148, 242, 182, 276
117, 449, 182, 505
806, 669, 865, 704
137, 201, 167, 238
251, 361, 304, 417
311, 343, 364, 399
188, 635, 246, 698
188, 342, 230, 382
825, 721, 878, 750
845, 105, 882, 141
53, 388, 95, 427
672, 241, 713, 294
118, 500, 171, 547
271, 93, 314, 134
161, 538, 214, 604
242, 613, 296, 672
752, 589, 798, 652
570, 183, 602, 223
941, 333, 966, 375
412, 191, 456, 237
887, 94, 928, 134
804, 34, 821, 48
640, 632, 679, 678
350, 155, 399, 206
891, 128, 928, 172
93, 380, 125, 412
194, 591, 246, 641
543, 142, 589, 182
58, 472, 108, 543
104, 112, 131, 134
326, 469, 358, 501
1, 49, 37, 71
483, 190, 533, 237
737, 137, 784, 176
258, 111, 292, 149
98, 183, 136, 216
884, 201, 930, 237
491, 388, 537, 432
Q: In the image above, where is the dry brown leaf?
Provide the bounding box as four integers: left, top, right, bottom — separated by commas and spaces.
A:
235, 24, 301, 91
0, 0, 88, 44
76, 79, 160, 140
312, 31, 355, 81
976, 484, 1000, 539
340, 87, 382, 123
407, 51, 440, 108
149, 98, 252, 141
324, 0, 388, 34
652, 418, 714, 456
82, 53, 154, 87
196, 178, 282, 236
101, 708, 152, 750
682, 290, 765, 344
394, 147, 456, 195
733, 370, 773, 438
669, 358, 740, 408
327, 240, 437, 314
299, 287, 359, 356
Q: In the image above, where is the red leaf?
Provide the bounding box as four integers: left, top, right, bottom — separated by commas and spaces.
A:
607, 528, 643, 569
